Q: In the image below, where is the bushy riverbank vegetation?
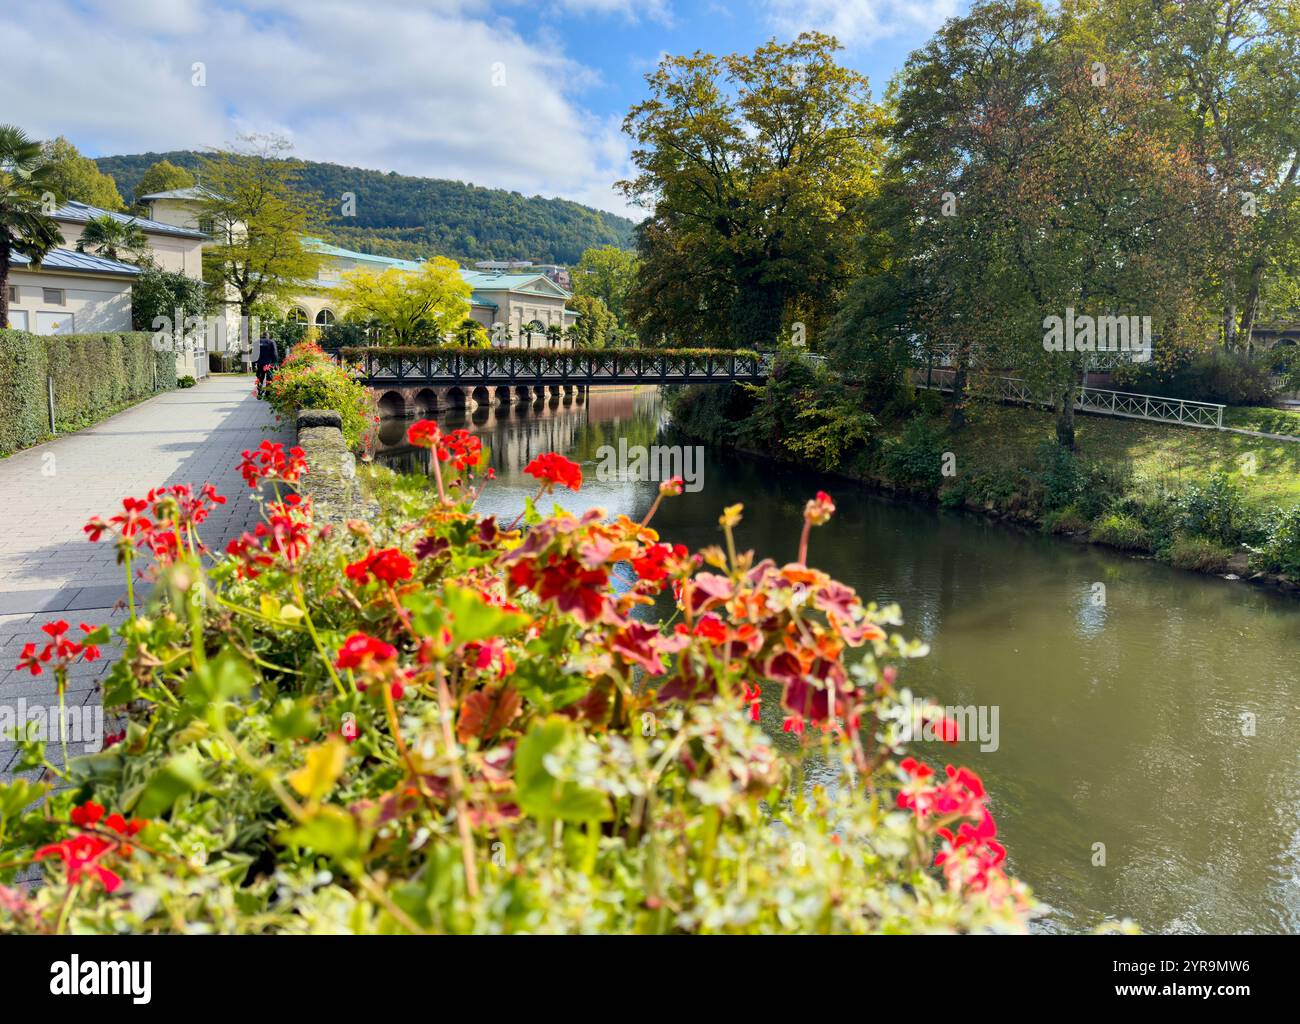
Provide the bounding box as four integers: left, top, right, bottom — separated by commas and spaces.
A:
668, 356, 1300, 583
0, 425, 1034, 933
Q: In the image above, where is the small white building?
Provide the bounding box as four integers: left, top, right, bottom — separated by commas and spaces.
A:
6, 248, 140, 335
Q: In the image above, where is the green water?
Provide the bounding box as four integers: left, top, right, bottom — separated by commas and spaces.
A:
377, 387, 1300, 934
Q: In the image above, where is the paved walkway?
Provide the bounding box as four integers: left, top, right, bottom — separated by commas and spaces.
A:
0, 375, 294, 779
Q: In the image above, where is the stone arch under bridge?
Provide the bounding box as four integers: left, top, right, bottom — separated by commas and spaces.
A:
373, 384, 584, 419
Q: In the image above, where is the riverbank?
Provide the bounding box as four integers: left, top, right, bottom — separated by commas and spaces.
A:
667, 383, 1300, 594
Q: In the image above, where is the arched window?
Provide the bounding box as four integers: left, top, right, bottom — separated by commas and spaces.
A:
315, 308, 335, 327
288, 307, 309, 324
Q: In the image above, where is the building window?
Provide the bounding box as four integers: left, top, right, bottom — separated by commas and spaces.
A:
315, 308, 335, 327
288, 307, 309, 324
6, 286, 16, 303
43, 288, 65, 306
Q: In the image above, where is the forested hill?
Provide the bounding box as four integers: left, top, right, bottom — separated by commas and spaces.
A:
95, 151, 638, 265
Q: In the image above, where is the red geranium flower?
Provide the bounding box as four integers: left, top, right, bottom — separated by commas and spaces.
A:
335, 632, 398, 671
524, 452, 582, 492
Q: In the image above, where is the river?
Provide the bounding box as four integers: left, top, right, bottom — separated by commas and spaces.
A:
374, 386, 1300, 935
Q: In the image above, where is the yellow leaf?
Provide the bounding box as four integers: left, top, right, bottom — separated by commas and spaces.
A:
288, 738, 348, 802
260, 594, 281, 621
280, 603, 304, 623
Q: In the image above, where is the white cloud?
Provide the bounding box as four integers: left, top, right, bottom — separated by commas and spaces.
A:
0, 0, 640, 218
764, 0, 960, 48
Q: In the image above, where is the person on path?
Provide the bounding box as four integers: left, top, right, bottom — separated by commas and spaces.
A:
254, 333, 281, 398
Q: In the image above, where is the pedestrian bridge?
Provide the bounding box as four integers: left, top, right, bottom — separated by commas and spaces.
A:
342, 347, 773, 387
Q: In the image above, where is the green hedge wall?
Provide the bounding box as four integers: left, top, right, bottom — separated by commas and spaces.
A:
0, 330, 177, 456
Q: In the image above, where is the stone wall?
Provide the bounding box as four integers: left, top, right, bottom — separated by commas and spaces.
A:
295, 409, 377, 522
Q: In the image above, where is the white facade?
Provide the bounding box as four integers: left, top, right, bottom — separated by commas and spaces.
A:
7, 269, 134, 334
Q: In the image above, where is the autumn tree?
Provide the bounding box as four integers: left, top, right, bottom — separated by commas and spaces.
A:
133, 160, 196, 205
39, 137, 124, 210
1076, 0, 1300, 349
334, 256, 472, 344
195, 134, 329, 321
620, 33, 883, 348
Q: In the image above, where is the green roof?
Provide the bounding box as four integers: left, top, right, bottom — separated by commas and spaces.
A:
303, 239, 573, 307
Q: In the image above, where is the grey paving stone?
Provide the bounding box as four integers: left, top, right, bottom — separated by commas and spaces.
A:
0, 375, 294, 783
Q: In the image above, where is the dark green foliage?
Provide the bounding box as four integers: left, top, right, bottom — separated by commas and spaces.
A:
96, 151, 637, 266
131, 266, 210, 332
1251, 506, 1300, 576
1172, 473, 1263, 547
0, 329, 176, 455
1114, 348, 1277, 406
882, 418, 946, 492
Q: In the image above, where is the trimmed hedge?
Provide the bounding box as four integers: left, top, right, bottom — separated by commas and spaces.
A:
0, 329, 177, 456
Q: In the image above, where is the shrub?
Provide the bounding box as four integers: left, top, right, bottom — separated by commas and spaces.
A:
1043, 506, 1090, 535
882, 417, 946, 492
1166, 536, 1235, 573
1173, 473, 1262, 547
1114, 347, 1275, 405
263, 340, 376, 449
177, 375, 197, 389
1090, 513, 1154, 552
1251, 505, 1300, 577
0, 433, 1033, 934
1034, 441, 1083, 512
0, 329, 175, 456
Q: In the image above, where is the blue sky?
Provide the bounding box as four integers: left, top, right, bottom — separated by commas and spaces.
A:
0, 0, 968, 218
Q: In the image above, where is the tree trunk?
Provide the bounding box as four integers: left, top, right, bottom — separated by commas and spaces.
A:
948, 338, 970, 431
1237, 259, 1267, 353
1223, 301, 1238, 350
0, 233, 10, 330
1055, 385, 1076, 449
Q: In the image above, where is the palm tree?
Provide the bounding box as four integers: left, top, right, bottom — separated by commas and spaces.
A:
76, 214, 153, 265
0, 125, 62, 329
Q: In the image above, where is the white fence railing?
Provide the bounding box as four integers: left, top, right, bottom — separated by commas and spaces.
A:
915, 368, 1225, 429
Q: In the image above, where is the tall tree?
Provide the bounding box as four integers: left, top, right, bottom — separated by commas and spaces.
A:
195, 134, 329, 321
0, 125, 63, 329
39, 136, 124, 210
334, 256, 472, 344
1077, 0, 1300, 349
133, 159, 196, 204
573, 245, 638, 327
620, 33, 883, 348
567, 294, 616, 348
854, 0, 1222, 446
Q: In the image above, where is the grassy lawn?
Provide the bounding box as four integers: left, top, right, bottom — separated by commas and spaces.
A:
947, 402, 1300, 512
1222, 405, 1300, 438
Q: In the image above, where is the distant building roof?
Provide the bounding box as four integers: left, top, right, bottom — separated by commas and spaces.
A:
137, 186, 215, 202
302, 239, 575, 306
53, 199, 206, 240
10, 247, 144, 277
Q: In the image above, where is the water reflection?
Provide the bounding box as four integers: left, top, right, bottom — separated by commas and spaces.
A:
377, 387, 1300, 935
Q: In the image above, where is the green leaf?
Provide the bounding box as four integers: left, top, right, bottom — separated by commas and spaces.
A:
134, 750, 206, 817
183, 648, 254, 707
515, 717, 612, 823
270, 698, 320, 741
0, 778, 48, 823
281, 804, 363, 865
442, 584, 529, 646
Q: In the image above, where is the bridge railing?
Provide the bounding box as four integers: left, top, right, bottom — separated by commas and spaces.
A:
917, 368, 1226, 429
342, 347, 775, 385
